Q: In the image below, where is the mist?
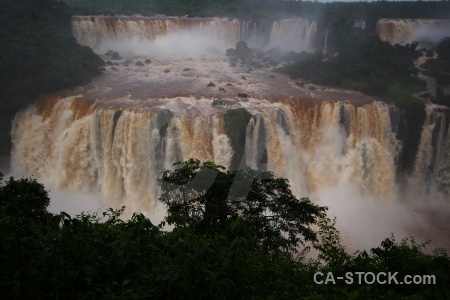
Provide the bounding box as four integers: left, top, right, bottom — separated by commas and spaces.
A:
45, 184, 169, 225
414, 23, 450, 44
7, 14, 450, 252
3, 166, 168, 225
267, 19, 318, 53
316, 185, 411, 251
313, 179, 450, 252
47, 189, 105, 216
94, 30, 227, 58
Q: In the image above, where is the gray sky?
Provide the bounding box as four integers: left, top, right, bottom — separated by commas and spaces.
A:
318, 0, 436, 2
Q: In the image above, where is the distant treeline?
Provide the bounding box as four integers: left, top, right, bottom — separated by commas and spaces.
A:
0, 0, 103, 168
66, 0, 450, 22
2, 0, 449, 172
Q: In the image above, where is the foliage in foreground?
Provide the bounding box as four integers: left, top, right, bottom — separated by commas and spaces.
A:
1, 164, 450, 299
159, 159, 326, 254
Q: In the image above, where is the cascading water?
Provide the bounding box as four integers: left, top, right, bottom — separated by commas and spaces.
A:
72, 17, 450, 56
72, 16, 323, 55
72, 16, 256, 51
354, 20, 366, 30
377, 19, 450, 46
268, 19, 317, 52
8, 15, 450, 248
11, 95, 403, 214
323, 23, 329, 55
413, 104, 450, 199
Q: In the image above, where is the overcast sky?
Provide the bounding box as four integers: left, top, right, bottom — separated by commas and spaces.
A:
318, 0, 437, 2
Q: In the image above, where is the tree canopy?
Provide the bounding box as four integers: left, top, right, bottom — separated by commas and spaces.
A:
0, 0, 103, 165
1, 166, 450, 299
159, 159, 326, 253
65, 0, 450, 20
0, 174, 51, 224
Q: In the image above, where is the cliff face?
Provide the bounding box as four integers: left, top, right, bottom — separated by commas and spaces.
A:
12, 93, 403, 213
72, 16, 256, 50
72, 16, 321, 53
268, 19, 318, 52
413, 105, 450, 199
7, 15, 450, 216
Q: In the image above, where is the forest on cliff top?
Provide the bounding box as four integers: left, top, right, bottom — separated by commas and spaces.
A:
1, 0, 449, 166
69, 0, 450, 174
66, 0, 450, 21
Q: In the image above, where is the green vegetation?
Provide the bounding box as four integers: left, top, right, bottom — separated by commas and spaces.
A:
434, 86, 450, 107
420, 38, 450, 106
61, 0, 450, 176
2, 0, 449, 294
2, 0, 449, 173
277, 27, 421, 95
159, 159, 326, 253
380, 84, 426, 173
0, 0, 103, 165
276, 26, 427, 174
65, 0, 450, 21
421, 38, 450, 87
1, 161, 450, 299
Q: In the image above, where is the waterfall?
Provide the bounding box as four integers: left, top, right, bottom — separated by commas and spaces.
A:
12, 95, 404, 214
72, 16, 327, 54
377, 19, 450, 46
6, 14, 450, 250
268, 19, 318, 52
72, 16, 450, 55
323, 23, 329, 55
354, 20, 366, 30
72, 16, 255, 51
413, 104, 450, 199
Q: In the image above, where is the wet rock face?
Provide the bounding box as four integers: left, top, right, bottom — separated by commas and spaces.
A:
228, 57, 238, 67
235, 40, 253, 63
112, 52, 122, 60
151, 108, 174, 137
104, 50, 122, 60
226, 41, 253, 66
276, 109, 290, 136
224, 108, 252, 169
226, 48, 236, 57
248, 114, 269, 171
